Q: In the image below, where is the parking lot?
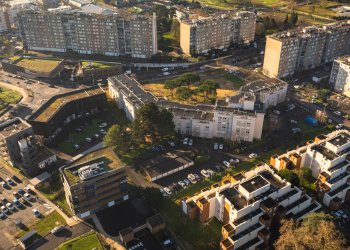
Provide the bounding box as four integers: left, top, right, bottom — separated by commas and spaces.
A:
0, 166, 53, 249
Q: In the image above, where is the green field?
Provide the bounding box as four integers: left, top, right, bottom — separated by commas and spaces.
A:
57, 231, 103, 250
16, 211, 66, 238
0, 87, 22, 113
15, 58, 62, 73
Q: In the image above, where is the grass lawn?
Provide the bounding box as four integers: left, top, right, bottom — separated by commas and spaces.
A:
81, 61, 118, 69
0, 86, 22, 113
16, 211, 66, 239
15, 58, 62, 72
57, 119, 102, 154
57, 231, 103, 250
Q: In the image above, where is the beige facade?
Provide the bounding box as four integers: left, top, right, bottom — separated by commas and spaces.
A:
263, 21, 350, 78
180, 11, 256, 55
18, 6, 157, 58
330, 55, 350, 97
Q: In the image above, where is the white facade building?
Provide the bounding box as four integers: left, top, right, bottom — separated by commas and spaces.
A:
330, 55, 350, 97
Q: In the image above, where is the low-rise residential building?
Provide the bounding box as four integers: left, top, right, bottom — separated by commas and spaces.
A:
179, 11, 256, 55
263, 21, 350, 78
61, 147, 128, 218
27, 86, 107, 144
329, 55, 350, 97
18, 5, 158, 58
0, 117, 56, 176
270, 130, 350, 210
1, 56, 64, 79
108, 74, 265, 142
182, 164, 321, 250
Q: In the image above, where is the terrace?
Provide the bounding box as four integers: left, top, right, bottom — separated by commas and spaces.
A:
81, 61, 120, 69
15, 58, 62, 73
62, 147, 124, 185
221, 187, 247, 210
32, 87, 105, 122
240, 175, 269, 193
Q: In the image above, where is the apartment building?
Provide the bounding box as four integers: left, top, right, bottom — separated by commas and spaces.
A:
329, 55, 350, 97
61, 147, 128, 218
182, 164, 321, 250
28, 86, 107, 144
0, 118, 56, 176
108, 74, 265, 142
180, 11, 256, 55
0, 0, 37, 32
270, 130, 350, 210
17, 4, 158, 58
263, 21, 350, 78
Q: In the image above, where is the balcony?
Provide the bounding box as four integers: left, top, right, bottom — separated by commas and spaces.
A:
235, 237, 263, 250
231, 222, 264, 242
294, 201, 321, 221
232, 209, 263, 227
285, 195, 310, 213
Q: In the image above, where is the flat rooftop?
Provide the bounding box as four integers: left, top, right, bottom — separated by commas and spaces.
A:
328, 133, 350, 148
312, 145, 338, 161
63, 147, 124, 185
0, 118, 30, 138
240, 175, 269, 193
15, 58, 63, 73
221, 187, 247, 210
240, 79, 287, 94
31, 86, 105, 123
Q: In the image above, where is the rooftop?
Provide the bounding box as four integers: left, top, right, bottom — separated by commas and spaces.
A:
312, 145, 338, 161
0, 118, 31, 138
62, 147, 124, 185
327, 133, 350, 147
14, 58, 63, 73
30, 86, 105, 123
240, 175, 269, 193
221, 187, 248, 210
240, 79, 288, 94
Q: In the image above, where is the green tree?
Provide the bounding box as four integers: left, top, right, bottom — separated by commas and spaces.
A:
290, 12, 298, 26
178, 73, 200, 88
176, 86, 193, 102
164, 79, 180, 98
278, 169, 300, 186
131, 102, 175, 144
275, 212, 346, 250
318, 88, 330, 102
103, 124, 128, 151
198, 80, 219, 101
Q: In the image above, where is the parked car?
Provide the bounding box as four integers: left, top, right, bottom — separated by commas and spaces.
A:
207, 169, 215, 176
99, 129, 107, 135
13, 199, 23, 209
292, 127, 301, 134
24, 193, 33, 202
73, 144, 80, 150
335, 124, 343, 129
334, 110, 342, 116
168, 141, 175, 147
163, 187, 172, 196
75, 128, 82, 132
187, 174, 197, 184
163, 72, 170, 76
99, 122, 107, 128
194, 173, 201, 181
188, 139, 193, 146
1, 181, 7, 188
94, 134, 100, 139
273, 110, 280, 115
6, 178, 15, 186
13, 191, 20, 198
201, 170, 210, 178
249, 153, 257, 159
219, 144, 224, 150
0, 211, 6, 219
223, 161, 230, 168
290, 120, 298, 124
33, 209, 41, 218
1, 206, 9, 214
178, 181, 186, 189
183, 179, 190, 186
230, 158, 240, 164
85, 137, 92, 143
6, 202, 14, 211
183, 138, 189, 145
213, 143, 219, 150
51, 226, 65, 234
214, 165, 223, 172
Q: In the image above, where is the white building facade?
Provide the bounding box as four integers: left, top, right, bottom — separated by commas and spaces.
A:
330, 55, 350, 97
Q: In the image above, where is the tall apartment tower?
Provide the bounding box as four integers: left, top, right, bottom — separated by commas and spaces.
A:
263, 21, 350, 78
180, 11, 256, 55
17, 5, 158, 58
329, 55, 350, 97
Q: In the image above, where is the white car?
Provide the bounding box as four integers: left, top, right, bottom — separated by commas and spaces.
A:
201, 170, 210, 178
1, 206, 9, 213
290, 120, 298, 124
85, 137, 92, 143
213, 143, 219, 150
164, 187, 172, 195
24, 193, 32, 202
334, 111, 342, 116
183, 138, 189, 145
6, 203, 14, 211
162, 68, 169, 71
200, 66, 205, 70
230, 158, 240, 164
163, 72, 170, 76
188, 139, 193, 146
335, 124, 343, 129
100, 129, 107, 135
178, 181, 186, 189
223, 161, 230, 168
99, 122, 107, 128
249, 153, 257, 159
207, 169, 215, 176
187, 174, 197, 184
219, 144, 224, 150
273, 110, 280, 115
168, 141, 175, 147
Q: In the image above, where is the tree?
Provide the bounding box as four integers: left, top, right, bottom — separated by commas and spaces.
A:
178, 73, 200, 88
131, 102, 175, 144
318, 88, 330, 102
296, 168, 312, 182
198, 80, 219, 101
275, 213, 346, 250
278, 169, 300, 186
164, 79, 180, 98
176, 86, 193, 102
103, 124, 128, 151
290, 12, 298, 26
